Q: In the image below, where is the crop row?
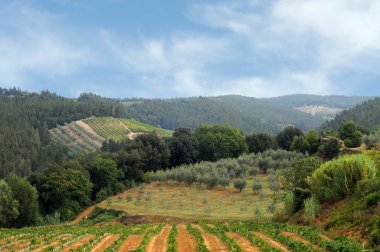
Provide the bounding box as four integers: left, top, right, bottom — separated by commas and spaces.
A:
0, 221, 362, 252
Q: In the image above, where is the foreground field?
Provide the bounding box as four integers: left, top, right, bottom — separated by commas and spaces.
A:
98, 175, 278, 220
0, 221, 362, 252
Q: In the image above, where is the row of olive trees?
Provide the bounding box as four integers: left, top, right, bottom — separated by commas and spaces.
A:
149, 149, 307, 189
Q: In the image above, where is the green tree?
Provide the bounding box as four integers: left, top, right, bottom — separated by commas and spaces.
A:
37, 168, 93, 220
234, 178, 247, 192
194, 124, 247, 162
276, 126, 303, 151
283, 157, 322, 212
318, 137, 340, 159
0, 180, 19, 227
338, 121, 362, 148
245, 133, 277, 154
88, 157, 123, 200
5, 174, 39, 227
169, 128, 197, 167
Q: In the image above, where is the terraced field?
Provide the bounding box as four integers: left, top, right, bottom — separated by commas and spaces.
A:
50, 117, 172, 153
0, 221, 362, 251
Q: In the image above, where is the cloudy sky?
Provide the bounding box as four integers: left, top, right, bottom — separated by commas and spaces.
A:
1, 0, 380, 98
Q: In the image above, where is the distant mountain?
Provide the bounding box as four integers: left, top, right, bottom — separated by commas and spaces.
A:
322, 97, 380, 131
123, 95, 371, 134
264, 94, 371, 109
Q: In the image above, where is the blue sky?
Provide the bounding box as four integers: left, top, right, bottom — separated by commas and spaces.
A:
1, 0, 380, 98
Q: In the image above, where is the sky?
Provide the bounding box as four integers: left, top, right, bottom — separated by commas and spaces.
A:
1, 0, 380, 98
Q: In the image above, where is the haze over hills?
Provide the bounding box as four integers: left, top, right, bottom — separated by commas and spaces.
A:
123, 95, 372, 134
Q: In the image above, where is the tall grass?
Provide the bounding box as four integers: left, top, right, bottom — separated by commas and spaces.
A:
308, 154, 377, 201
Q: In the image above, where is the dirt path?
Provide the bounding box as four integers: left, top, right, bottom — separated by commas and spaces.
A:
227, 232, 261, 252
253, 232, 289, 252
70, 205, 95, 224
177, 224, 197, 252
146, 225, 171, 252
193, 225, 229, 252
282, 232, 320, 250
91, 235, 119, 252
61, 235, 96, 252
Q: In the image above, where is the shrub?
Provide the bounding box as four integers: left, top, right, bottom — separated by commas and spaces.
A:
318, 137, 340, 159
366, 192, 380, 207
248, 167, 259, 176
252, 178, 262, 193
304, 196, 319, 222
234, 178, 247, 192
308, 154, 377, 202
284, 190, 295, 215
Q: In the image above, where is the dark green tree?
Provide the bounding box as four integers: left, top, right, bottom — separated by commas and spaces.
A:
0, 180, 19, 227
5, 174, 39, 227
245, 133, 277, 153
169, 128, 197, 167
283, 157, 322, 212
318, 137, 340, 159
338, 121, 362, 148
88, 157, 123, 201
276, 126, 303, 151
194, 124, 247, 162
37, 168, 92, 220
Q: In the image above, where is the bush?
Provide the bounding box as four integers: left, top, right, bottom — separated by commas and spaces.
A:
304, 196, 319, 222
318, 137, 340, 159
366, 192, 380, 207
284, 190, 295, 215
248, 167, 259, 176
234, 178, 247, 192
308, 154, 377, 202
252, 178, 262, 193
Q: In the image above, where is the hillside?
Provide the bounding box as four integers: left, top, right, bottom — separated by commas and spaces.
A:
50, 117, 173, 153
123, 95, 370, 134
322, 97, 380, 131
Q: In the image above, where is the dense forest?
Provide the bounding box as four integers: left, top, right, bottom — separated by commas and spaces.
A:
322, 97, 380, 131
0, 88, 124, 178
123, 95, 370, 134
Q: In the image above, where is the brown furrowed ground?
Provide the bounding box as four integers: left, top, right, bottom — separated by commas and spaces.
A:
253, 232, 289, 252
61, 235, 96, 252
91, 235, 120, 252
177, 224, 197, 252
227, 232, 261, 252
194, 225, 229, 252
146, 225, 171, 252
117, 230, 150, 252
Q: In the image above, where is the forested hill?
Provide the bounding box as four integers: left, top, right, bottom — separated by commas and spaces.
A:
322, 97, 380, 131
123, 95, 370, 134
0, 88, 123, 178
265, 94, 371, 109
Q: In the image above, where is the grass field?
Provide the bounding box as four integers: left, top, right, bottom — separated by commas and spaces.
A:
98, 175, 281, 220
0, 220, 361, 251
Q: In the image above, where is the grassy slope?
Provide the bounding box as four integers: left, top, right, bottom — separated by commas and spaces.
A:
98, 175, 280, 220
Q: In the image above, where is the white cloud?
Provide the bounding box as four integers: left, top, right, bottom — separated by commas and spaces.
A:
0, 2, 94, 88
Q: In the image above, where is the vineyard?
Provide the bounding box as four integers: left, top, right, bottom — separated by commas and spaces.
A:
0, 221, 362, 251
50, 117, 172, 153
82, 117, 172, 141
